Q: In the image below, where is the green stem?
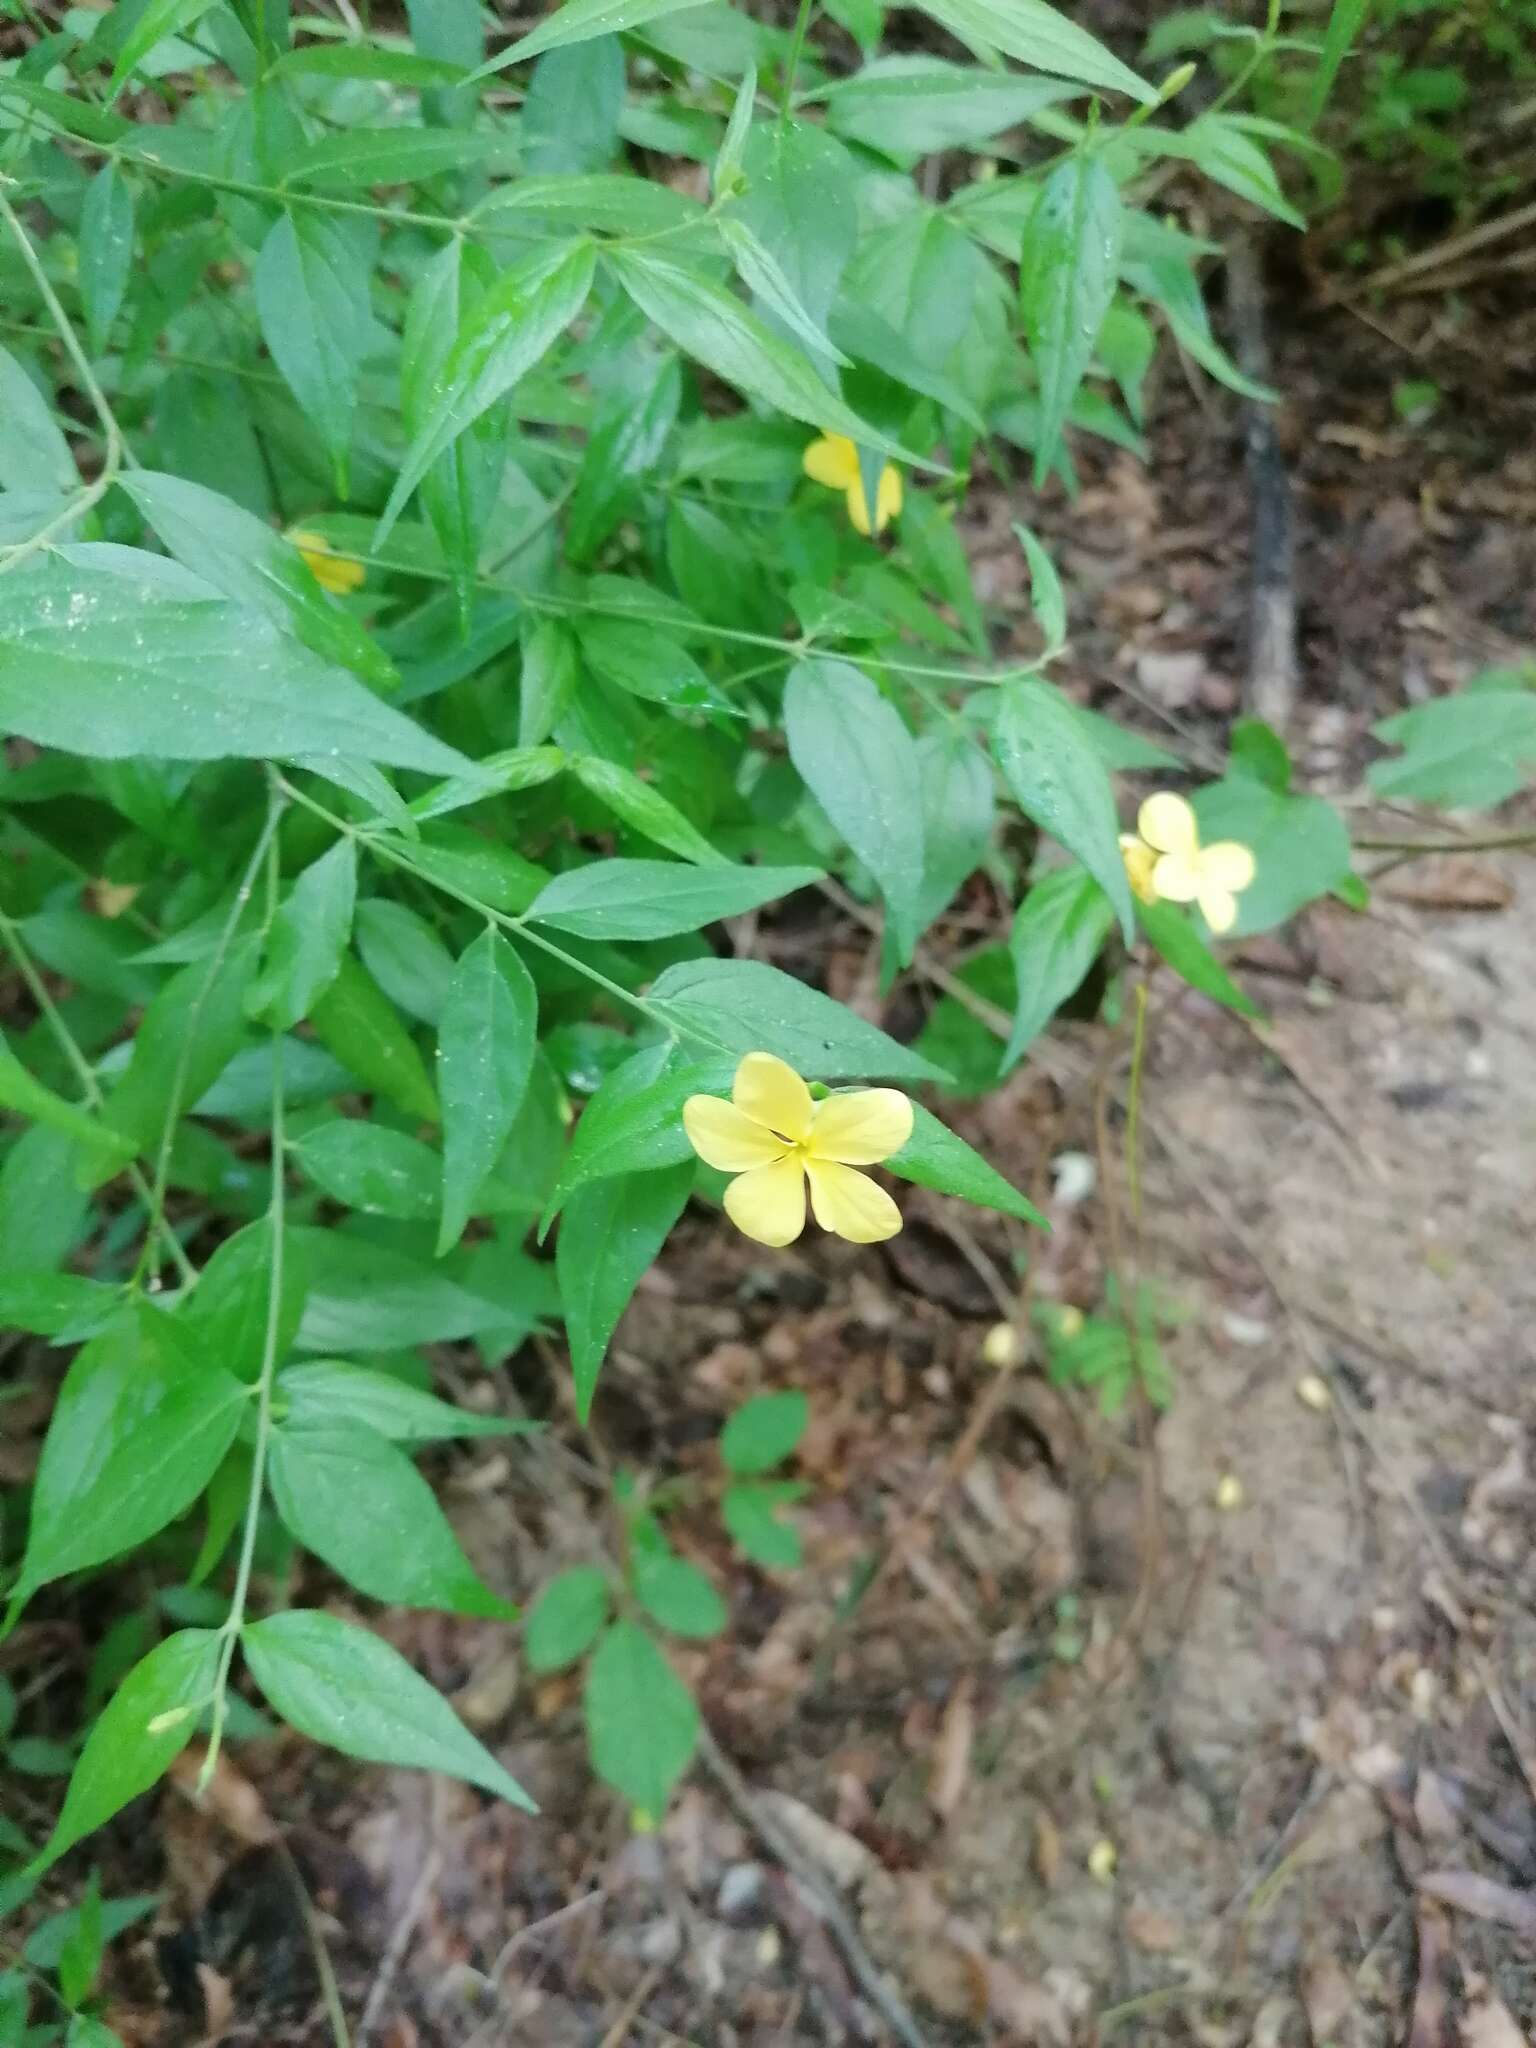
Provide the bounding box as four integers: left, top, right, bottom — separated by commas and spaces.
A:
1124, 976, 1149, 1228
200, 965, 286, 1792
0, 904, 197, 1287
779, 0, 817, 120
1355, 830, 1536, 855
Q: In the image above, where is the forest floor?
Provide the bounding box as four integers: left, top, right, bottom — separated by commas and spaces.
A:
11, 209, 1536, 2048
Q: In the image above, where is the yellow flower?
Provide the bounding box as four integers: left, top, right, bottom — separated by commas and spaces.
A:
291, 529, 365, 596
1118, 833, 1159, 906
1129, 791, 1255, 934
801, 432, 903, 537
683, 1051, 912, 1249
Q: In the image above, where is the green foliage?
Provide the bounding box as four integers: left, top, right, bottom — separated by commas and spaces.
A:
0, 0, 1521, 1900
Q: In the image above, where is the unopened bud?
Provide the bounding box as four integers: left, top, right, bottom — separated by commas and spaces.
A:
981, 1322, 1020, 1369
1157, 61, 1197, 102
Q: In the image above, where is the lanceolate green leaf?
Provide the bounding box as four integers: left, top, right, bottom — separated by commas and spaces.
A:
527, 859, 823, 941
785, 658, 926, 964
249, 838, 357, 1032
0, 1032, 133, 1168
1004, 865, 1114, 1068
78, 164, 134, 357
279, 1360, 537, 1442
475, 0, 705, 73
9, 1307, 247, 1611
124, 471, 397, 692
0, 562, 476, 777
289, 1120, 441, 1219
647, 959, 948, 1082
381, 239, 596, 542
570, 755, 725, 865
242, 1608, 536, 1809
886, 1103, 1046, 1226
33, 1631, 220, 1874
915, 0, 1154, 102
254, 211, 375, 494
607, 247, 931, 470
1136, 899, 1260, 1019
269, 1423, 514, 1616
558, 1162, 694, 1420
0, 346, 75, 496
990, 677, 1135, 942
309, 955, 441, 1122
437, 930, 539, 1253
1020, 156, 1123, 484
107, 0, 220, 96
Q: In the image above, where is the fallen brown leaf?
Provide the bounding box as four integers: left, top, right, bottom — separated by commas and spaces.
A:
1407, 1902, 1451, 2048
1381, 859, 1514, 913
929, 1673, 975, 1821
1301, 1952, 1356, 2046
169, 1747, 278, 1844
1459, 1993, 1527, 2048
194, 1964, 235, 2045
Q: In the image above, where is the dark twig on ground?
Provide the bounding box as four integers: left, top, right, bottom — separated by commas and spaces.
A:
1226, 228, 1298, 730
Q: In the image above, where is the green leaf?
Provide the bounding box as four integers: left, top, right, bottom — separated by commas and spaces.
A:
721, 218, 850, 368
78, 164, 134, 357
0, 1032, 133, 1168
825, 55, 1071, 156
991, 677, 1134, 942
0, 345, 75, 496
68, 2017, 126, 2048
886, 1102, 1046, 1225
1020, 156, 1123, 484
285, 127, 511, 189
413, 744, 568, 825
713, 63, 757, 197
270, 1422, 513, 1616
722, 1481, 803, 1567
910, 734, 997, 934
287, 1227, 513, 1351
9, 1306, 246, 1608
24, 1895, 156, 1971
648, 959, 948, 1082
400, 241, 505, 603
527, 859, 822, 942
1368, 690, 1536, 809
107, 0, 219, 94
523, 36, 624, 174
558, 1162, 694, 1420
721, 1391, 808, 1475
634, 1552, 726, 1638
1230, 716, 1292, 792
269, 43, 471, 85
178, 1216, 308, 1386
249, 839, 357, 1031
0, 561, 474, 776
475, 0, 706, 72
290, 1120, 441, 1219
473, 172, 704, 237
0, 1273, 120, 1341
570, 754, 724, 865
577, 615, 732, 715
583, 1621, 699, 1816
785, 658, 926, 964
309, 955, 440, 1122
525, 1566, 612, 1671
254, 210, 374, 494
279, 1360, 536, 1442
543, 1052, 730, 1223
1190, 779, 1353, 936
1124, 246, 1275, 403
733, 119, 856, 341
606, 248, 929, 470
242, 1608, 536, 1808
1004, 866, 1114, 1069
919, 0, 1152, 97
33, 1631, 219, 1873
1160, 116, 1305, 230
1309, 0, 1370, 123
102, 937, 257, 1159
567, 359, 681, 567
124, 471, 396, 693
1136, 899, 1260, 1018
1070, 702, 1181, 772
437, 929, 538, 1254
354, 900, 456, 1026
1014, 522, 1066, 654
846, 207, 979, 371
381, 240, 596, 543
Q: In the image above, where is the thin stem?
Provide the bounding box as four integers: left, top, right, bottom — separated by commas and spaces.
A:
1124, 976, 1149, 1227
0, 904, 197, 1286
134, 793, 283, 1287
779, 0, 817, 120
200, 1008, 286, 1792
1354, 829, 1536, 855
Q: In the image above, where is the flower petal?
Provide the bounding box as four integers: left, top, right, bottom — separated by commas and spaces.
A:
874, 463, 902, 533
732, 1051, 813, 1143
805, 1159, 902, 1243
683, 1095, 791, 1172
802, 433, 859, 491
1137, 791, 1197, 857
1150, 850, 1201, 904
1198, 882, 1238, 934
724, 1156, 807, 1247
808, 1087, 913, 1166
292, 531, 365, 595
1199, 840, 1256, 893
1119, 833, 1159, 905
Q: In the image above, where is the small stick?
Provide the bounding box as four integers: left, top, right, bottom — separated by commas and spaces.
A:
355, 1844, 442, 2046
1226, 228, 1297, 730
597, 1963, 665, 2048
696, 1725, 934, 2048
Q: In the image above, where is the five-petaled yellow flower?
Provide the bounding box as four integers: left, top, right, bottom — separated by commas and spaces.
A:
1119, 791, 1255, 935
684, 1051, 912, 1248
802, 432, 903, 538
291, 529, 365, 596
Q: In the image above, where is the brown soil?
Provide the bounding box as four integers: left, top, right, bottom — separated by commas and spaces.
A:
8, 246, 1536, 2048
